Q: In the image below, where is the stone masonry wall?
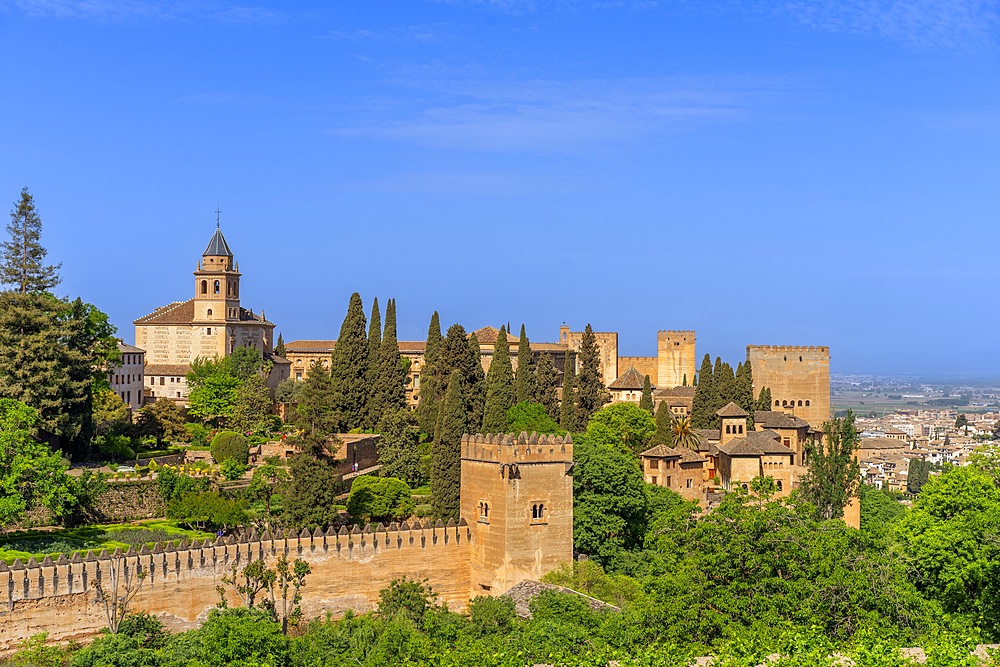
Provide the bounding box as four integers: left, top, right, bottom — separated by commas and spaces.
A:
747, 345, 831, 429
0, 521, 472, 652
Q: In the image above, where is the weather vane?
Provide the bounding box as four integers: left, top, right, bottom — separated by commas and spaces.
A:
215, 206, 221, 229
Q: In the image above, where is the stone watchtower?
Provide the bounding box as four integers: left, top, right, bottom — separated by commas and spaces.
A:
460, 433, 575, 597
657, 330, 696, 389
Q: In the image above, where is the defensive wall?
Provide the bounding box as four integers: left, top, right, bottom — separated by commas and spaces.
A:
0, 522, 472, 651
657, 330, 696, 389
0, 432, 574, 652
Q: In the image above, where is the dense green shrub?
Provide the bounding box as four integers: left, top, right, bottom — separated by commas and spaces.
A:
210, 431, 249, 465
346, 475, 414, 523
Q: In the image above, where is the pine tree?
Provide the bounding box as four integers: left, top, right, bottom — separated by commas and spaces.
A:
466, 333, 486, 431
651, 401, 674, 446
639, 375, 654, 414
416, 312, 443, 437
576, 324, 607, 423
329, 292, 368, 430
514, 324, 534, 405
431, 370, 466, 519
559, 362, 578, 431
482, 325, 515, 433
533, 352, 559, 419
295, 362, 342, 436
370, 298, 407, 424
274, 333, 286, 358
756, 387, 772, 412
690, 354, 715, 428
1, 188, 61, 294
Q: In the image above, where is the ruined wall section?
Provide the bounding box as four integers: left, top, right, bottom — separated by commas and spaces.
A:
0, 523, 471, 652
657, 330, 696, 389
747, 345, 831, 429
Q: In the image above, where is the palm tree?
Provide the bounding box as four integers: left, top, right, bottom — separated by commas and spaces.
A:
672, 415, 702, 450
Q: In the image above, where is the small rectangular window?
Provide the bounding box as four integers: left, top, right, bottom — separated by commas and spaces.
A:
686, 478, 693, 489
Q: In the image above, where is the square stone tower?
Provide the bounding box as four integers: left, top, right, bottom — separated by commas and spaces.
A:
460, 432, 574, 597
747, 345, 831, 429
657, 330, 696, 389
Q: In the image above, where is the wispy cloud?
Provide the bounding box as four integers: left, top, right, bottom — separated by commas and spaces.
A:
321, 23, 453, 45
777, 0, 1000, 49
326, 73, 789, 154
1, 0, 284, 23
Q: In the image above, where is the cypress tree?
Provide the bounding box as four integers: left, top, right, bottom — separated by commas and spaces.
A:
682, 374, 687, 387
363, 298, 382, 428
639, 375, 654, 414
370, 298, 407, 424
756, 387, 772, 412
431, 370, 466, 519
651, 401, 674, 446
735, 361, 755, 429
274, 333, 286, 358
482, 325, 515, 433
715, 361, 737, 415
466, 333, 486, 431
533, 352, 559, 419
576, 324, 607, 423
295, 361, 343, 436
416, 312, 443, 437
690, 354, 715, 428
559, 361, 578, 431
329, 292, 368, 430
1, 188, 61, 294
514, 324, 534, 405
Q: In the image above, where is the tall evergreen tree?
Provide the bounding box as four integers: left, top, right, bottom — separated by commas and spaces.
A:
274, 333, 286, 358
715, 361, 737, 415
690, 354, 716, 428
514, 324, 534, 405
431, 370, 466, 519
328, 292, 368, 429
482, 326, 515, 433
559, 362, 578, 432
370, 298, 407, 423
295, 362, 342, 436
800, 411, 862, 521
735, 361, 755, 429
533, 352, 559, 419
466, 333, 486, 431
363, 297, 382, 428
639, 375, 654, 414
651, 401, 674, 446
1, 188, 61, 294
576, 324, 607, 423
416, 312, 443, 437
756, 387, 773, 412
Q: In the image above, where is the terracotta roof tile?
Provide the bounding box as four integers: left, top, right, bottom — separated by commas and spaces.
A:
717, 430, 792, 456
134, 299, 196, 325
608, 366, 647, 390
754, 411, 810, 429
285, 340, 336, 352
470, 326, 518, 345
716, 402, 748, 418
145, 364, 192, 376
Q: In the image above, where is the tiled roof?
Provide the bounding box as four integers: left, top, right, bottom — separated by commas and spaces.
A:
203, 227, 233, 257
145, 364, 192, 376
716, 402, 748, 418
657, 386, 696, 397
861, 437, 907, 450
608, 366, 646, 390
399, 341, 427, 352
640, 444, 681, 458
717, 430, 792, 457
117, 342, 145, 354
677, 447, 708, 463
285, 340, 336, 352
267, 354, 291, 366
695, 428, 720, 442
754, 411, 810, 429
470, 326, 517, 346
134, 299, 196, 325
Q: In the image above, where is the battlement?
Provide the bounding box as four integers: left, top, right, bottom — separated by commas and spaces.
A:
657, 330, 695, 336
747, 345, 829, 354
461, 432, 573, 463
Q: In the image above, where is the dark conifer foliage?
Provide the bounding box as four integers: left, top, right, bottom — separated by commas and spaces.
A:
514, 324, 534, 406
690, 354, 716, 428
757, 387, 773, 412
363, 298, 382, 428
431, 370, 466, 519
639, 375, 654, 414
370, 298, 407, 421
735, 361, 755, 429
465, 334, 486, 431
329, 292, 368, 429
715, 360, 737, 411
274, 333, 286, 358
576, 324, 607, 423
295, 361, 343, 436
482, 325, 515, 433
559, 362, 578, 432
651, 401, 674, 446
533, 352, 559, 420
416, 312, 443, 437
1, 188, 61, 294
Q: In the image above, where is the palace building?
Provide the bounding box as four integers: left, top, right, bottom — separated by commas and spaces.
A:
134, 225, 289, 403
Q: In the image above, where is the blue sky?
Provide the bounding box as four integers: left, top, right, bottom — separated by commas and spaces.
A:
1, 1, 998, 375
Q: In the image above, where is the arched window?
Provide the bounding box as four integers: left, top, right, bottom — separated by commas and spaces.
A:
782, 400, 788, 407
805, 400, 811, 407
207, 309, 213, 316
214, 280, 220, 294
201, 280, 207, 294
798, 400, 803, 407
774, 400, 780, 407
738, 425, 744, 434
725, 425, 731, 434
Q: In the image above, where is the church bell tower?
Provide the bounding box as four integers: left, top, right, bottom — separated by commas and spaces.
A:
194, 223, 241, 326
